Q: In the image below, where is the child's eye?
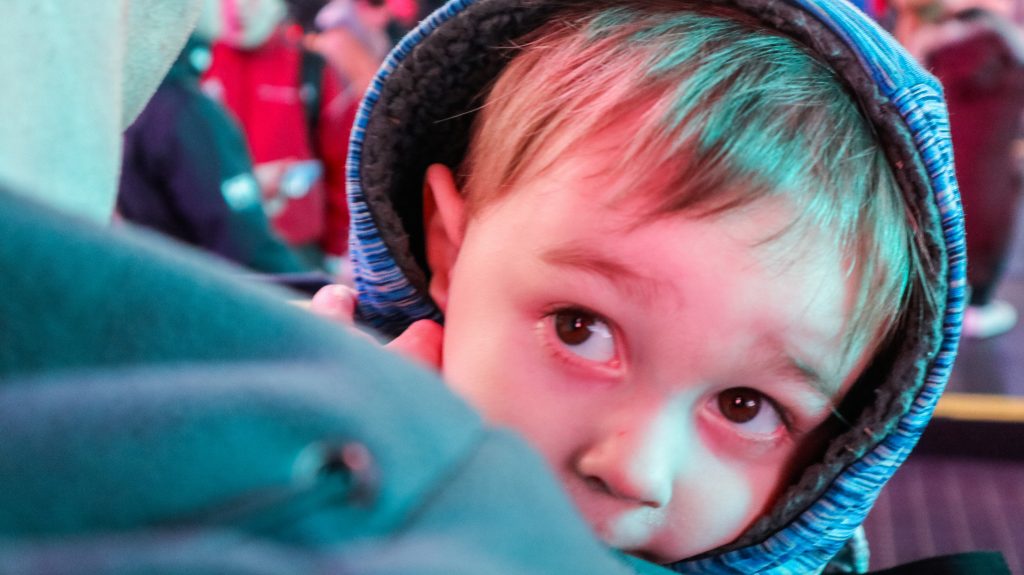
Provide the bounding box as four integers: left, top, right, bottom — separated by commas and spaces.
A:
715, 387, 785, 436
551, 308, 617, 363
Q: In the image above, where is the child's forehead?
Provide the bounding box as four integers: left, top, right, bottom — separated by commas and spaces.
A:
504, 127, 838, 266
510, 120, 808, 245
507, 113, 668, 200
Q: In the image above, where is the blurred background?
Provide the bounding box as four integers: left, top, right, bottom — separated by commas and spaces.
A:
116, 0, 447, 285
852, 0, 1024, 570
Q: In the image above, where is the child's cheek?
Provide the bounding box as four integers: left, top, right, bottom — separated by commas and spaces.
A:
695, 415, 797, 522
626, 463, 757, 563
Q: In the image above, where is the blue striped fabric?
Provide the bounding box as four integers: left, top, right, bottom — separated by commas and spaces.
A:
345, 2, 467, 335
345, 0, 965, 572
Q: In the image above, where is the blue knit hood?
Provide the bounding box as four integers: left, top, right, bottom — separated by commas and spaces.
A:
345, 1, 964, 572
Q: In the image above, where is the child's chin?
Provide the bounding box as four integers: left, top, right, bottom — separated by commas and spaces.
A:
618, 539, 687, 566
623, 548, 676, 565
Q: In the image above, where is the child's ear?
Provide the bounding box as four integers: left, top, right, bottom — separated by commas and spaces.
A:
423, 163, 466, 313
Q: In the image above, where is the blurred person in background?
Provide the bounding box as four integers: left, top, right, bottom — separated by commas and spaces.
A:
305, 0, 394, 95
285, 0, 332, 30
383, 0, 419, 29
203, 0, 355, 280
895, 0, 1024, 337
117, 4, 308, 274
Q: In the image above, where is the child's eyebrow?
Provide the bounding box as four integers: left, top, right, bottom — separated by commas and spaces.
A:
762, 338, 839, 401
541, 245, 673, 303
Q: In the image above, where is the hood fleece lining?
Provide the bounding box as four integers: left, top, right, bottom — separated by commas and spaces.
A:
359, 0, 562, 299
359, 0, 946, 556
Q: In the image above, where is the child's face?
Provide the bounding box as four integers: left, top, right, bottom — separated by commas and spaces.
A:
437, 134, 867, 562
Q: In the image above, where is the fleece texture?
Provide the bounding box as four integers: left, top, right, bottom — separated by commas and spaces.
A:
0, 0, 200, 222
0, 184, 660, 575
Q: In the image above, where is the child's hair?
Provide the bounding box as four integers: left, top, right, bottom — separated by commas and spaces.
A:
459, 1, 930, 369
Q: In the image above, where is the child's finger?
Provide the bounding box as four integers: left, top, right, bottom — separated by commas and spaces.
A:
309, 284, 358, 324
387, 319, 444, 370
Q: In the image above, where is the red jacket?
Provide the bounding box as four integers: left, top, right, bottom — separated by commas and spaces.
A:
205, 26, 355, 256
926, 9, 1024, 299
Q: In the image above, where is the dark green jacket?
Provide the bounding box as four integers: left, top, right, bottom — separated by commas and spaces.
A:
0, 189, 665, 574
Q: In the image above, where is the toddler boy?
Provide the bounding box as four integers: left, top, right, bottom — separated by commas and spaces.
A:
323, 0, 958, 571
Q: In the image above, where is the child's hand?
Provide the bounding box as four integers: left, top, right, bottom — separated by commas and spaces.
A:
309, 285, 443, 370
309, 284, 358, 324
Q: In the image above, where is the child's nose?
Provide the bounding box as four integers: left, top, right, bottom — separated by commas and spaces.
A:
573, 406, 690, 509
